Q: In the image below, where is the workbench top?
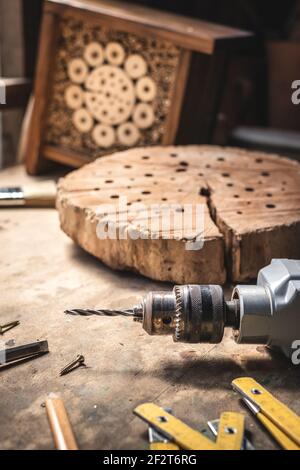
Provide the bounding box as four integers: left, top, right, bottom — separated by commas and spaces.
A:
1, 166, 299, 450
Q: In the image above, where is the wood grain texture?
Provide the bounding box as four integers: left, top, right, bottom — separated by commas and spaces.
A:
46, 396, 79, 450
25, 9, 60, 175
57, 145, 300, 283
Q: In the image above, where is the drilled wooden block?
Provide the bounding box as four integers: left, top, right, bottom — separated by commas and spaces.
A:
45, 17, 180, 156
57, 146, 300, 284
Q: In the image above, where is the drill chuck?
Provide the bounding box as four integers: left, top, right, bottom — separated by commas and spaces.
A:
138, 260, 300, 359
141, 285, 239, 344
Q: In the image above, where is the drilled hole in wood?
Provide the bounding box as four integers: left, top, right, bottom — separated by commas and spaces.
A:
142, 191, 151, 195
267, 193, 273, 197
170, 153, 178, 158
261, 172, 270, 177
234, 195, 240, 199
206, 164, 211, 169
124, 165, 132, 169
145, 173, 153, 177
256, 158, 263, 163
94, 188, 100, 191
105, 180, 114, 183
162, 198, 168, 201
217, 157, 225, 162
227, 183, 234, 187
110, 195, 119, 199
200, 187, 210, 197
222, 173, 230, 178
198, 173, 204, 177
176, 168, 187, 173
142, 156, 150, 160
266, 204, 276, 209
245, 187, 254, 192
179, 161, 189, 167
237, 211, 243, 215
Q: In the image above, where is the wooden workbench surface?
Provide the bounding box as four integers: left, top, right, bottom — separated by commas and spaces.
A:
1, 166, 299, 450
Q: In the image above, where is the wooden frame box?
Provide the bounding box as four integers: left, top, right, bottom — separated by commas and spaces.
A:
25, 0, 252, 174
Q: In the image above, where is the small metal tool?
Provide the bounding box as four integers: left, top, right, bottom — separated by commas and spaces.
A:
65, 308, 140, 318
0, 181, 56, 208
0, 320, 20, 335
60, 355, 86, 376
0, 340, 49, 365
0, 187, 24, 205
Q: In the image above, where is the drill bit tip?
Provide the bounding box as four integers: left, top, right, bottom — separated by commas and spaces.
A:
65, 308, 139, 318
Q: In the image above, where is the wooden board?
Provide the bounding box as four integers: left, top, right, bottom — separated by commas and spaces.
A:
57, 145, 300, 283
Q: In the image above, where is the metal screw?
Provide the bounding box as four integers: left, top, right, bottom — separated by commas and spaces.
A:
0, 321, 20, 335
60, 355, 86, 376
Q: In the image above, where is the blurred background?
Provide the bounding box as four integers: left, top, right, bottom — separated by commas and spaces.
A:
1, 0, 300, 169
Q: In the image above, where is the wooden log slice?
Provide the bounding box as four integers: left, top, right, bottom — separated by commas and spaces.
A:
57, 146, 300, 284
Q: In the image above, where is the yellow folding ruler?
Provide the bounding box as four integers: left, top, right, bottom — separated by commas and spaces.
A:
134, 403, 245, 450
232, 378, 300, 450
217, 412, 245, 450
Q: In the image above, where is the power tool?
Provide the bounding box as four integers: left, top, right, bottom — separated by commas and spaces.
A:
66, 259, 300, 359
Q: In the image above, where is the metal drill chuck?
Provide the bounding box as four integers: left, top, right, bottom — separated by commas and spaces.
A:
141, 285, 239, 344
66, 260, 300, 359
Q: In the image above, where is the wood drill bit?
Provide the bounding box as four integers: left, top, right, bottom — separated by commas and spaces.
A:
64, 308, 138, 317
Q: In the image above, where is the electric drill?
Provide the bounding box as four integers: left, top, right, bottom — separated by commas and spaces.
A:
66, 259, 300, 359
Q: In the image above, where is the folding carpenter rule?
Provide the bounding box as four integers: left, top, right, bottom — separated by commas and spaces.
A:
134, 403, 245, 450
232, 377, 300, 451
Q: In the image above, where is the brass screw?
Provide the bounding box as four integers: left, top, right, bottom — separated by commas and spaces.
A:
60, 355, 86, 376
